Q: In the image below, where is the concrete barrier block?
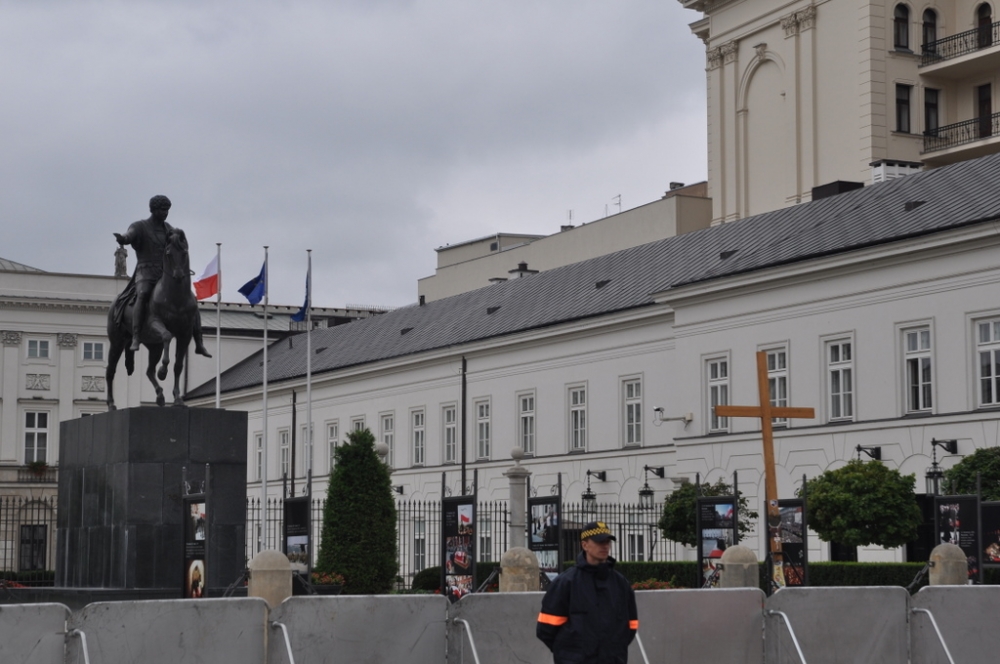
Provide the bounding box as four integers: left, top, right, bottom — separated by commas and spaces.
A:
65, 598, 268, 664
911, 585, 1000, 664
766, 587, 908, 664
0, 603, 70, 664
270, 594, 449, 663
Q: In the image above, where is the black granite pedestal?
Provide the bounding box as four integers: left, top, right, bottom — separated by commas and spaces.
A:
56, 407, 247, 592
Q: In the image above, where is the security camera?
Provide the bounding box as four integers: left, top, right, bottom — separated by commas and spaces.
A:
653, 407, 664, 413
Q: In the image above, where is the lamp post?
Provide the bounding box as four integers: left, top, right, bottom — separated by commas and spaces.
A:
638, 465, 665, 511
925, 438, 958, 495
582, 470, 605, 517
855, 445, 882, 461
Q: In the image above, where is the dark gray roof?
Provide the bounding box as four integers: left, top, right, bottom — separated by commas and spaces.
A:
188, 152, 1000, 398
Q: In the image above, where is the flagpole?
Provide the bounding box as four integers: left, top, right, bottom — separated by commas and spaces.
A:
215, 243, 222, 410
306, 250, 313, 496
261, 246, 269, 551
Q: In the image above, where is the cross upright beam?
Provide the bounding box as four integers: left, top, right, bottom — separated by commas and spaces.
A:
714, 351, 815, 588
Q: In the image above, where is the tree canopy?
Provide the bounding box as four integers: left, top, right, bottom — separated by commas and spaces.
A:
803, 459, 921, 548
943, 446, 1000, 500
658, 480, 758, 548
315, 428, 398, 594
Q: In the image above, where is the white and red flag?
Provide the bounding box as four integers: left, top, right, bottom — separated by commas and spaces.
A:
194, 255, 220, 300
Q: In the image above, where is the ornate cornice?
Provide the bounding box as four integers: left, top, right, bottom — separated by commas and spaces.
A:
754, 42, 768, 60
707, 46, 724, 70
722, 41, 738, 64
781, 6, 817, 38
781, 13, 800, 37
0, 296, 112, 313
1, 331, 21, 346
57, 333, 78, 349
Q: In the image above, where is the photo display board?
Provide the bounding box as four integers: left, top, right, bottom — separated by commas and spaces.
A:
283, 496, 311, 577
183, 498, 207, 598
981, 502, 1000, 568
441, 495, 476, 602
936, 494, 981, 581
777, 498, 807, 586
528, 496, 561, 575
696, 496, 738, 588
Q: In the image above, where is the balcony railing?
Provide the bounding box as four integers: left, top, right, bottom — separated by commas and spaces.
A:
15, 466, 58, 483
923, 112, 1000, 153
921, 21, 1000, 66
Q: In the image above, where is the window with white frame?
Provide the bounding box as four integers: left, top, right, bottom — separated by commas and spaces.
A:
82, 341, 104, 362
327, 421, 339, 473
766, 348, 788, 425
301, 424, 314, 474
623, 378, 642, 446
977, 319, 1000, 407
707, 358, 729, 432
413, 518, 427, 572
569, 386, 587, 451
827, 340, 854, 421
352, 416, 366, 432
411, 410, 425, 466
381, 414, 394, 468
254, 433, 263, 481
279, 429, 290, 478
476, 399, 491, 459
479, 516, 493, 562
627, 531, 646, 562
904, 327, 933, 412
24, 411, 48, 464
27, 339, 49, 359
518, 393, 535, 455
443, 405, 457, 464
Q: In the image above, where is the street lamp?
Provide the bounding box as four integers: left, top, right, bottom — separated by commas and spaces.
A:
638, 465, 665, 511
925, 438, 958, 495
582, 470, 606, 516
855, 445, 882, 461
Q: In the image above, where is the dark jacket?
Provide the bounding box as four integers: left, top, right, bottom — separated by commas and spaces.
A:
536, 552, 638, 664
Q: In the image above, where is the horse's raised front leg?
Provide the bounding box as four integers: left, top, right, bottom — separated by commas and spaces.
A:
146, 344, 166, 407
157, 337, 171, 382
172, 339, 189, 407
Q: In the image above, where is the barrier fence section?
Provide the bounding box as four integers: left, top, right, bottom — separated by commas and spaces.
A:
0, 495, 58, 585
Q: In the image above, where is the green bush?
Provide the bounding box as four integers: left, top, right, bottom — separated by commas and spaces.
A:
315, 428, 398, 594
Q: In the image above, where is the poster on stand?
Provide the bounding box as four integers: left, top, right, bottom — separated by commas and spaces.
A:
528, 496, 561, 575
696, 496, 737, 588
778, 498, 807, 586
183, 499, 207, 598
936, 494, 981, 580
442, 495, 476, 602
283, 496, 311, 575
980, 501, 1000, 567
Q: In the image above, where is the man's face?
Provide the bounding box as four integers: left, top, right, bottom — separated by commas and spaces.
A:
151, 207, 169, 223
582, 537, 612, 565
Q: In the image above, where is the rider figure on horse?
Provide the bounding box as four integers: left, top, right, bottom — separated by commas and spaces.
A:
113, 195, 209, 356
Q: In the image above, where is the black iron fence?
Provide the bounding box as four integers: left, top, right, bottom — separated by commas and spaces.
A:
921, 20, 999, 66
924, 111, 1000, 153
244, 498, 678, 587
0, 496, 58, 585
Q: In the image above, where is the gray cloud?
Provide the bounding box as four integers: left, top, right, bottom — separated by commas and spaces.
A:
0, 1, 706, 307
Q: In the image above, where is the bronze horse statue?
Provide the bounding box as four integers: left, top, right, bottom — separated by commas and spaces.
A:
106, 228, 211, 409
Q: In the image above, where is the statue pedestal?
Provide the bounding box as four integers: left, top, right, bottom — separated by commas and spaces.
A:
56, 407, 247, 592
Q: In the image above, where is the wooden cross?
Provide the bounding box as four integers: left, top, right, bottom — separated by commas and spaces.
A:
714, 351, 815, 588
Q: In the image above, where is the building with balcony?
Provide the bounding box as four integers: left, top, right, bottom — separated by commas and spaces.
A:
680, 0, 1000, 223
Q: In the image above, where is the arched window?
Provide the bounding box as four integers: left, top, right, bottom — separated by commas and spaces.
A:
977, 3, 993, 48
922, 9, 937, 53
894, 4, 911, 50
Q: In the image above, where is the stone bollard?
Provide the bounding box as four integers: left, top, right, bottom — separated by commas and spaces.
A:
504, 448, 531, 549
929, 543, 968, 585
248, 550, 293, 607
718, 545, 759, 588
500, 547, 540, 592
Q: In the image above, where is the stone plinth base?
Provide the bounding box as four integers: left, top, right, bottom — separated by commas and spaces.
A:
56, 407, 247, 591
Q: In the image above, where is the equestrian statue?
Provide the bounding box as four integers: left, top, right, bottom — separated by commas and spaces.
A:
107, 195, 211, 409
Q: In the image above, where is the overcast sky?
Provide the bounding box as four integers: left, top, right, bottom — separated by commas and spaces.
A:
1, 1, 707, 308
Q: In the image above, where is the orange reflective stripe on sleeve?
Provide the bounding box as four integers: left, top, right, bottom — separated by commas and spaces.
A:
629, 620, 639, 630
537, 612, 569, 626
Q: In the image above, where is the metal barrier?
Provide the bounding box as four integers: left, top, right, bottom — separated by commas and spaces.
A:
67, 629, 92, 664
451, 619, 482, 664
270, 621, 297, 664
767, 611, 808, 664
0, 601, 70, 664
910, 608, 956, 664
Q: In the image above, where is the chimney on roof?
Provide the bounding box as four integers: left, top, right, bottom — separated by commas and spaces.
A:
489, 277, 508, 285
560, 224, 574, 232
419, 295, 425, 306
669, 182, 685, 190
811, 180, 864, 201
509, 262, 539, 279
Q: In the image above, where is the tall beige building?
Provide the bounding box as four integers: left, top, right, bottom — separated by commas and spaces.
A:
682, 0, 1000, 223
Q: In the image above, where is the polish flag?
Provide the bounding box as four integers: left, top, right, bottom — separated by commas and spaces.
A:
194, 255, 220, 300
